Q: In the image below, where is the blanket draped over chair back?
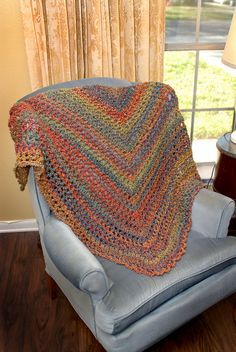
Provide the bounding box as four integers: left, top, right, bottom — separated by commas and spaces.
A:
9, 82, 203, 276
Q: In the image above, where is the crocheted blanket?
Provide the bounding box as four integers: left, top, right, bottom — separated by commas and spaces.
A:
9, 82, 203, 276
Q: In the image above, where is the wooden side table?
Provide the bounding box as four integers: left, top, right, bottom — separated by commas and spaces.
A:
213, 133, 236, 235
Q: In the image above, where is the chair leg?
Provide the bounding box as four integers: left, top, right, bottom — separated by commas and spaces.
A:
47, 275, 59, 300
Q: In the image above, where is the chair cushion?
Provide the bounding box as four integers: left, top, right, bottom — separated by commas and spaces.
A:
95, 231, 236, 334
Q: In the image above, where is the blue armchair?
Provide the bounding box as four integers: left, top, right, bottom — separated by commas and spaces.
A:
24, 78, 236, 352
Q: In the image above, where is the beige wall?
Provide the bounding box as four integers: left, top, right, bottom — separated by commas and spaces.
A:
0, 0, 34, 220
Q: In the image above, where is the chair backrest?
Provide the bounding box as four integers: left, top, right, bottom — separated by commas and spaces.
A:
26, 77, 133, 235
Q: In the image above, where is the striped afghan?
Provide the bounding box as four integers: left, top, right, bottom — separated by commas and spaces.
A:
9, 82, 203, 276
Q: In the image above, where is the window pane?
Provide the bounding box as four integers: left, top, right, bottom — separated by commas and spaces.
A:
164, 51, 195, 110
196, 50, 236, 109
181, 111, 192, 137
166, 0, 197, 44
193, 111, 233, 140
200, 1, 235, 43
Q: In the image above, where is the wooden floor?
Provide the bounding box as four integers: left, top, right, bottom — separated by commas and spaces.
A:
0, 232, 236, 352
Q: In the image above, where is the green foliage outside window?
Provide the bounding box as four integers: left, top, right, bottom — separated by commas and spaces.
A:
164, 51, 236, 139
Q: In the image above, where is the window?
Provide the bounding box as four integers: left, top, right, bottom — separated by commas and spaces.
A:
164, 0, 235, 173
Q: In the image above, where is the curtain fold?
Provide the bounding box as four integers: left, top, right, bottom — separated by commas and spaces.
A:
20, 0, 165, 90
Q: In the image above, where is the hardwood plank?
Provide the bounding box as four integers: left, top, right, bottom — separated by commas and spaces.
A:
0, 234, 19, 349
0, 232, 236, 352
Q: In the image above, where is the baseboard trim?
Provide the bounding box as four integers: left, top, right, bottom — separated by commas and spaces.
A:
0, 219, 38, 233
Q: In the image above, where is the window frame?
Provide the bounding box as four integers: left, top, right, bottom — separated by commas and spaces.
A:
165, 0, 236, 143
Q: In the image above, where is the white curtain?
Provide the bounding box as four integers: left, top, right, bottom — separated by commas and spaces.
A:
20, 0, 166, 90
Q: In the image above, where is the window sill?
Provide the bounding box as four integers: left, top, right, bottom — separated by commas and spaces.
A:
193, 139, 218, 181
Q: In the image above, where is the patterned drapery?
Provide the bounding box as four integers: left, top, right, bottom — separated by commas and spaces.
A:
20, 0, 166, 90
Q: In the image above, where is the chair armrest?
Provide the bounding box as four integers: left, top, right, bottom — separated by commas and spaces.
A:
191, 188, 235, 238
43, 215, 113, 301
